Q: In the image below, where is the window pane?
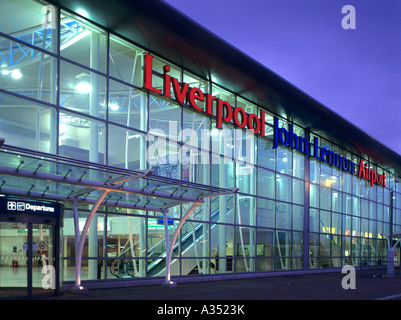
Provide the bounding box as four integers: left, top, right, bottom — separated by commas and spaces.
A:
60, 60, 107, 119
108, 79, 148, 131
234, 129, 256, 165
236, 226, 256, 259
108, 125, 146, 170
210, 156, 234, 188
0, 93, 57, 152
292, 205, 304, 231
147, 135, 180, 179
0, 0, 57, 52
257, 168, 274, 199
310, 158, 320, 184
149, 97, 181, 140
211, 85, 235, 119
60, 11, 107, 73
320, 187, 331, 211
211, 224, 234, 261
109, 35, 144, 87
237, 196, 256, 226
293, 178, 304, 205
211, 196, 234, 224
320, 210, 331, 233
182, 108, 210, 149
293, 152, 304, 179
292, 232, 303, 257
332, 191, 341, 212
0, 92, 56, 152
107, 215, 147, 278
276, 202, 291, 229
183, 71, 209, 110
276, 146, 292, 174
276, 174, 291, 202
256, 230, 274, 257
310, 184, 319, 208
257, 137, 275, 170
236, 163, 256, 195
181, 147, 210, 184
309, 208, 319, 233
59, 111, 106, 163
0, 36, 57, 104
332, 212, 342, 234
257, 198, 275, 228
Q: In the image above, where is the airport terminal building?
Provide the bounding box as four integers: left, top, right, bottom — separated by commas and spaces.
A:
0, 0, 400, 298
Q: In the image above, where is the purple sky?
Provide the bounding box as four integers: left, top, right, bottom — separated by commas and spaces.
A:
164, 0, 401, 155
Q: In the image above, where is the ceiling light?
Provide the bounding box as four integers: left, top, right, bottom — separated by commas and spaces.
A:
76, 9, 89, 18
210, 129, 219, 136
11, 69, 22, 79
75, 82, 91, 93
109, 103, 119, 111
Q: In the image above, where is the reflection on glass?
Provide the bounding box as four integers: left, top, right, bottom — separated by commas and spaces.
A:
109, 36, 144, 87
0, 36, 57, 104
0, 92, 56, 152
0, 0, 58, 52
60, 10, 107, 73
60, 60, 107, 119
59, 111, 106, 163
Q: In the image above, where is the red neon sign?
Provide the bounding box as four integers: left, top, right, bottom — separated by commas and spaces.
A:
358, 159, 386, 187
143, 53, 265, 135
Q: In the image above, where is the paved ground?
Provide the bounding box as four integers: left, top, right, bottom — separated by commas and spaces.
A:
44, 269, 401, 301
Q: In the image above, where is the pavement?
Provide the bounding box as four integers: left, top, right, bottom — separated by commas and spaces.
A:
43, 269, 401, 301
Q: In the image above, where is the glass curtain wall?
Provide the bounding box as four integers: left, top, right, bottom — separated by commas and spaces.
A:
0, 0, 400, 282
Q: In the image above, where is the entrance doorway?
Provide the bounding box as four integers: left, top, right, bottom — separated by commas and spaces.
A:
0, 199, 62, 299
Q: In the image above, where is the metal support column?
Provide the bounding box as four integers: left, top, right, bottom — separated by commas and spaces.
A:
164, 203, 200, 286
74, 190, 109, 290
303, 129, 311, 270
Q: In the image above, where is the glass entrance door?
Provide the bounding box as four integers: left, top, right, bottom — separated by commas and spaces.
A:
0, 221, 29, 298
32, 223, 55, 297
0, 221, 57, 298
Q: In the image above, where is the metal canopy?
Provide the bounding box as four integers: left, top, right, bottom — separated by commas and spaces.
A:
0, 142, 238, 289
0, 144, 236, 211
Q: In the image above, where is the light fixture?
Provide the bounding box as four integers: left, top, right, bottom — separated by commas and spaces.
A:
210, 129, 219, 136
109, 103, 119, 111
76, 9, 89, 18
75, 82, 91, 93
11, 69, 22, 79
1, 69, 22, 79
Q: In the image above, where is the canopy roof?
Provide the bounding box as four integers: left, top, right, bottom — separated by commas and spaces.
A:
0, 143, 237, 213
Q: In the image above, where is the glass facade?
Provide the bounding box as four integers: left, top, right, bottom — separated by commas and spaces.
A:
0, 0, 400, 285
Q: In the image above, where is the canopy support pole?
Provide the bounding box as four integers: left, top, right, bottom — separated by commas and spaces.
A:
74, 190, 109, 291
164, 202, 200, 287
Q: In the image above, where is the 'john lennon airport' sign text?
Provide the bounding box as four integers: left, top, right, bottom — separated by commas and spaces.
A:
272, 117, 386, 187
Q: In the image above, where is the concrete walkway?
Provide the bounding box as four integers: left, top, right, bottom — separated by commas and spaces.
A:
44, 270, 401, 301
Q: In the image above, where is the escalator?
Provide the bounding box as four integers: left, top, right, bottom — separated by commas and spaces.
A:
109, 196, 234, 278
147, 206, 234, 277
